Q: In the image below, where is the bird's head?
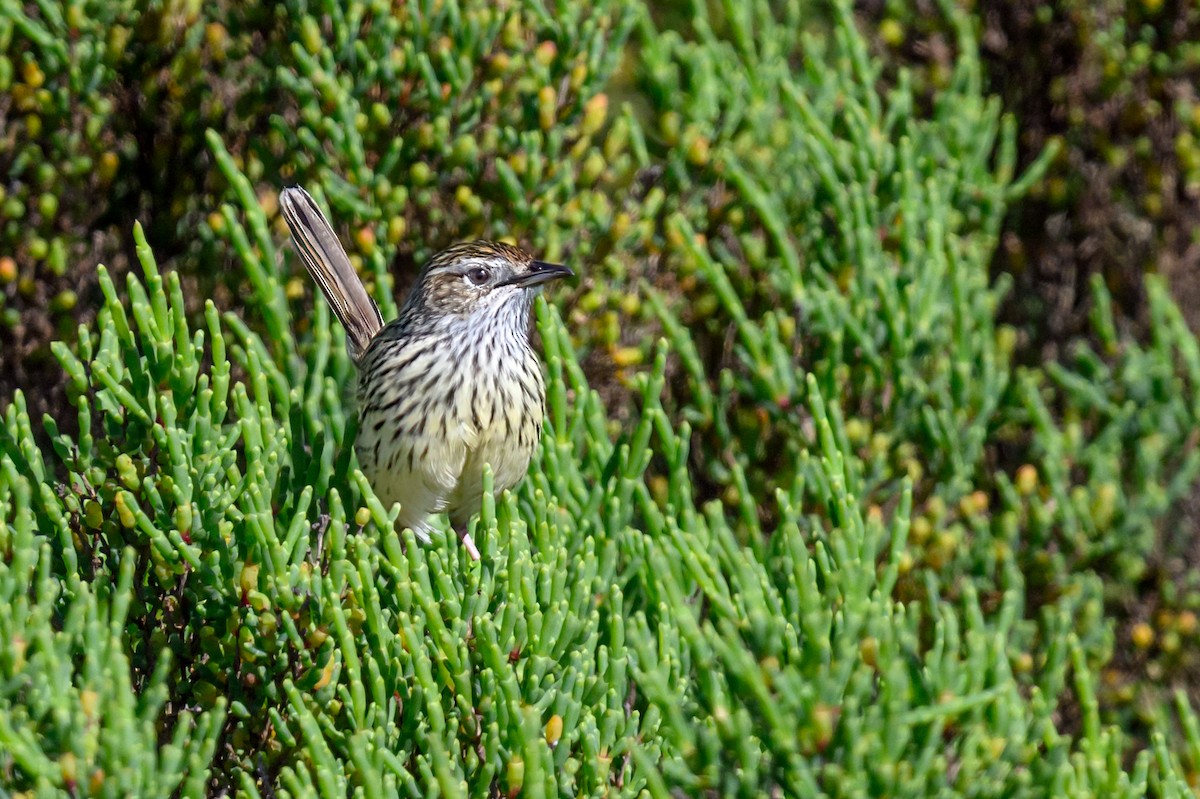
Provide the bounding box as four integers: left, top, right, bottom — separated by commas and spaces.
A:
403, 240, 573, 325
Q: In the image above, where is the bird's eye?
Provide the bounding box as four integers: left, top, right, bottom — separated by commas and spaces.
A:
466, 266, 491, 286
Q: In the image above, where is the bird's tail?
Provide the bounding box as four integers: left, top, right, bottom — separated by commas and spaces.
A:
279, 185, 384, 362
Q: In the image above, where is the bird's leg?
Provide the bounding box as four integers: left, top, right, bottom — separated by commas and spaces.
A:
454, 522, 481, 561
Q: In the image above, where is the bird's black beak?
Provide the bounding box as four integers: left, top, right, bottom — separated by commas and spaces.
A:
500, 260, 575, 288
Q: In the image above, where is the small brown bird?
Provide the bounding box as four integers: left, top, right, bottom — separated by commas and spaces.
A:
279, 186, 573, 559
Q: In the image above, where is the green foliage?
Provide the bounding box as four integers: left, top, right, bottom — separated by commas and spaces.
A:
266, 0, 632, 262
0, 0, 630, 348
619, 0, 1200, 759
867, 0, 1200, 338
631, 0, 1036, 506
1009, 274, 1200, 581
0, 0, 131, 278
4, 0, 1200, 797
0, 502, 225, 795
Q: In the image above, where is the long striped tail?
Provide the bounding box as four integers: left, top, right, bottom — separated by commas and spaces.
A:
279, 185, 384, 362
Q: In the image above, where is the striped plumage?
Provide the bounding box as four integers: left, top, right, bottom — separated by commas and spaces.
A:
279, 186, 572, 559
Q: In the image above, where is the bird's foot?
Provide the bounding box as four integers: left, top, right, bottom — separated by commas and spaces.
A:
456, 525, 480, 561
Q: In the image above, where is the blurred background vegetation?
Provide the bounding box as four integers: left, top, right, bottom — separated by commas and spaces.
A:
862, 0, 1200, 347
3, 0, 1200, 795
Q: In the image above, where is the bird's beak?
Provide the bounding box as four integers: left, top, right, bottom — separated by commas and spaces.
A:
500, 260, 575, 288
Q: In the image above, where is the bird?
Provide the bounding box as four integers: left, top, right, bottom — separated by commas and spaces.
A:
278, 185, 573, 560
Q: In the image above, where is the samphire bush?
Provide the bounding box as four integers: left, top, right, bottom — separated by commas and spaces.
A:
4, 0, 1200, 796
